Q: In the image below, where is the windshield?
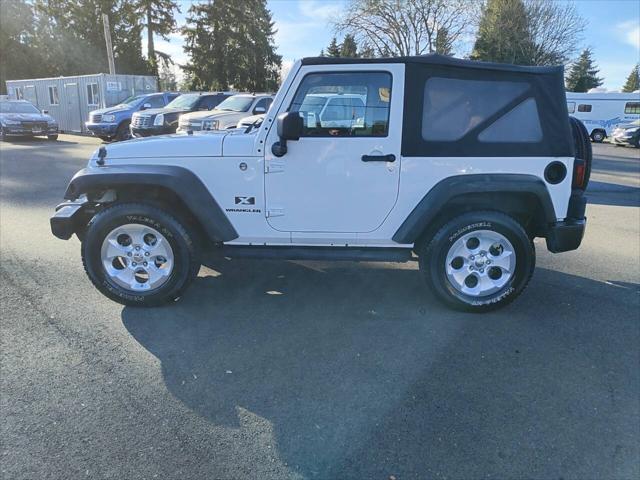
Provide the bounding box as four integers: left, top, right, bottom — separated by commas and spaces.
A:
216, 96, 254, 112
0, 102, 40, 114
116, 95, 146, 107
165, 94, 199, 109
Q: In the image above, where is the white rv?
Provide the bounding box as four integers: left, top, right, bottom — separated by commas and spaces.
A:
566, 92, 640, 142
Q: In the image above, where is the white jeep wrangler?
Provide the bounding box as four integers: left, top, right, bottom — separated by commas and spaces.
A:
51, 55, 591, 312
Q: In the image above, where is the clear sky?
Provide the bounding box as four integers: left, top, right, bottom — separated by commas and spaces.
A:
155, 0, 640, 90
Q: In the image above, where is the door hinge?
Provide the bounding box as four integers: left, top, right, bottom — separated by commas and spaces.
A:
265, 160, 285, 173
266, 208, 284, 218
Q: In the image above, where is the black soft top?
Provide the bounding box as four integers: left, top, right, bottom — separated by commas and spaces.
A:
302, 54, 573, 158
301, 54, 562, 76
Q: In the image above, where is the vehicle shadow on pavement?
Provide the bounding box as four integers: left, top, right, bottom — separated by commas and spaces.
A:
587, 181, 640, 208
121, 260, 640, 479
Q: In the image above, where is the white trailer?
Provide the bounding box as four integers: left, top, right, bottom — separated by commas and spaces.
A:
566, 92, 640, 142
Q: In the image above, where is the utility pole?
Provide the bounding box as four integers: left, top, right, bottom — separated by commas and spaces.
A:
102, 13, 116, 75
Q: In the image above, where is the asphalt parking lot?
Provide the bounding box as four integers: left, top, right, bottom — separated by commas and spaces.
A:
1, 135, 639, 479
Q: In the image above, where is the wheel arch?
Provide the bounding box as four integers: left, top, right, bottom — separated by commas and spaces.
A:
64, 165, 238, 243
393, 174, 557, 245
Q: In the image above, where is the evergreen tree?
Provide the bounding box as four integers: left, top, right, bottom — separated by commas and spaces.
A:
159, 63, 177, 91
340, 34, 358, 57
622, 64, 639, 92
434, 27, 453, 56
470, 0, 532, 65
565, 48, 604, 92
31, 0, 148, 76
183, 0, 281, 91
326, 37, 341, 57
136, 0, 179, 77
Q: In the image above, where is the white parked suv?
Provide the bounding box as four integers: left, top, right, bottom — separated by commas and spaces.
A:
51, 55, 590, 311
177, 94, 274, 132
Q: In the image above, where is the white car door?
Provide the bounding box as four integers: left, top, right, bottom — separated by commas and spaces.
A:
264, 64, 403, 234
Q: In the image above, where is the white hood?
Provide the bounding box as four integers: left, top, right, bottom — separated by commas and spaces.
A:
91, 132, 228, 162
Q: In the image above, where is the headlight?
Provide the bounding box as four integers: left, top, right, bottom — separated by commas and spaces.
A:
102, 114, 116, 122
2, 119, 20, 125
202, 119, 219, 131
153, 114, 164, 126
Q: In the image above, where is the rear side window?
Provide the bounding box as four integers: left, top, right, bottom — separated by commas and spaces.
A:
289, 71, 392, 137
624, 102, 640, 114
422, 77, 539, 143
567, 102, 575, 113
577, 104, 592, 112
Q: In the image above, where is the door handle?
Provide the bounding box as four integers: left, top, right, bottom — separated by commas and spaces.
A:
361, 154, 396, 162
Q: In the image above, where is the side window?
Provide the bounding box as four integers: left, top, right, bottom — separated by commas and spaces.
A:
289, 71, 391, 137
167, 93, 180, 103
577, 104, 592, 112
567, 102, 575, 113
624, 102, 640, 114
87, 83, 100, 106
200, 95, 221, 110
147, 95, 164, 108
422, 77, 530, 142
48, 86, 59, 105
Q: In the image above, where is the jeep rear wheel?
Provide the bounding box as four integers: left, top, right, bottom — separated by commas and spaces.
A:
419, 211, 535, 312
81, 203, 200, 306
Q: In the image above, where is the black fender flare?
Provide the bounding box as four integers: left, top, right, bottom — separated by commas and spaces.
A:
64, 165, 238, 242
392, 173, 557, 244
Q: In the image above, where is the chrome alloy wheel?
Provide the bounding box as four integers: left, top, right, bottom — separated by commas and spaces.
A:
445, 230, 516, 297
100, 224, 174, 292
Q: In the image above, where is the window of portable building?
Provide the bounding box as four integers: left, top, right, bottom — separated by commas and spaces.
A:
48, 86, 59, 105
87, 83, 100, 106
567, 102, 575, 113
624, 102, 640, 114
577, 104, 591, 112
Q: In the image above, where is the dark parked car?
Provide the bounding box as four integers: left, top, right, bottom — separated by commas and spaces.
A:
86, 92, 180, 142
0, 100, 58, 141
130, 92, 233, 137
611, 120, 640, 148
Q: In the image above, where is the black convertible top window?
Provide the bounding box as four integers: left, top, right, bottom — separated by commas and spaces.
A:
302, 54, 573, 157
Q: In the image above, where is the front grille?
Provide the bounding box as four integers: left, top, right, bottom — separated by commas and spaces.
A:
91, 114, 102, 123
132, 115, 152, 128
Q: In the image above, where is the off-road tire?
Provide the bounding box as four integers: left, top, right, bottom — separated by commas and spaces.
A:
81, 202, 200, 307
418, 211, 535, 312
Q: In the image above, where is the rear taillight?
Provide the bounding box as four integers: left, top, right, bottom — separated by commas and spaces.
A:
573, 159, 586, 189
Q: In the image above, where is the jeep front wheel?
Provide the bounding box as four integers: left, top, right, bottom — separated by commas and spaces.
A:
419, 211, 535, 312
81, 203, 200, 306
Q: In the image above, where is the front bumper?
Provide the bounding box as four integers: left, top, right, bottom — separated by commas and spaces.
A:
2, 125, 58, 136
50, 199, 88, 240
131, 125, 175, 137
86, 122, 118, 137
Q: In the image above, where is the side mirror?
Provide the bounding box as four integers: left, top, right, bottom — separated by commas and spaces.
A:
141, 103, 151, 110
272, 111, 303, 157
253, 106, 266, 114
42, 110, 49, 114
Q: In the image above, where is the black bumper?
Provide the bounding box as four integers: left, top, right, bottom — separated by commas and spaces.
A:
545, 191, 587, 253
50, 200, 88, 240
